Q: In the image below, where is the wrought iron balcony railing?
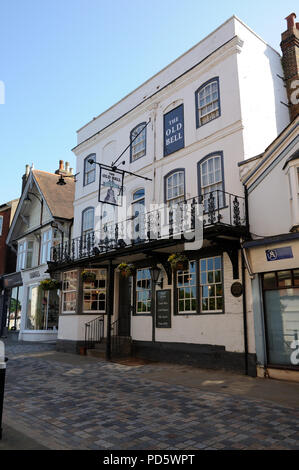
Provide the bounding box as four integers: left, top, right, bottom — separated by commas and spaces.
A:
51, 191, 247, 264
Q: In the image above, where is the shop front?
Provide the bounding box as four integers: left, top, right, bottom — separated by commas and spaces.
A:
0, 272, 23, 337
245, 237, 299, 380
19, 265, 59, 341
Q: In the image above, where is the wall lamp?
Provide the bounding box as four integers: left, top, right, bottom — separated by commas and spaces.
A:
150, 266, 163, 289
56, 173, 79, 185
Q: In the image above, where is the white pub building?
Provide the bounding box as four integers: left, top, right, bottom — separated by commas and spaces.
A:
48, 15, 291, 376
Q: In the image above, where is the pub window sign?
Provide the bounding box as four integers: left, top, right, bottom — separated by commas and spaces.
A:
98, 164, 124, 207
164, 104, 185, 157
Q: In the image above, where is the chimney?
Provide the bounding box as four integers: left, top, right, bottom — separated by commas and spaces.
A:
21, 164, 30, 194
280, 12, 299, 121
55, 159, 73, 176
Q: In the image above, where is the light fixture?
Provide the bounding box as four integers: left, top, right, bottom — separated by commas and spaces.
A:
150, 266, 163, 288
56, 175, 66, 186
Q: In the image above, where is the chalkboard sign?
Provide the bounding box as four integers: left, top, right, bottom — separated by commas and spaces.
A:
156, 289, 171, 328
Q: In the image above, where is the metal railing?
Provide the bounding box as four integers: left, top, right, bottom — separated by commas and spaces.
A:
84, 315, 104, 351
51, 190, 246, 264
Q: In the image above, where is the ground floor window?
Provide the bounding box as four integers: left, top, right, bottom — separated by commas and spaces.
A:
136, 268, 151, 313
262, 269, 299, 367
176, 256, 223, 314
26, 285, 59, 330
83, 269, 107, 313
62, 270, 78, 313
7, 286, 23, 331
177, 261, 197, 313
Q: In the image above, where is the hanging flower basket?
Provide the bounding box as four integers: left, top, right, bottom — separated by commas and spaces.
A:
40, 279, 62, 291
81, 271, 96, 283
117, 263, 136, 278
167, 253, 189, 271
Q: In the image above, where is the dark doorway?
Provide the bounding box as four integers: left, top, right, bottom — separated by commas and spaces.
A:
118, 276, 132, 336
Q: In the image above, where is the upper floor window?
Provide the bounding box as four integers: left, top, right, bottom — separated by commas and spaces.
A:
17, 240, 34, 271
40, 229, 52, 265
165, 170, 185, 207
132, 189, 145, 240
0, 216, 3, 236
198, 153, 224, 211
82, 207, 94, 238
200, 256, 223, 313
130, 123, 146, 162
84, 154, 96, 186
196, 78, 220, 128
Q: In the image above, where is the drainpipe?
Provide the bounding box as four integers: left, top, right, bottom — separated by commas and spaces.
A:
106, 260, 114, 360
241, 250, 249, 375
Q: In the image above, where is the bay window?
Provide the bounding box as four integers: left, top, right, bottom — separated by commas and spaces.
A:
17, 240, 34, 270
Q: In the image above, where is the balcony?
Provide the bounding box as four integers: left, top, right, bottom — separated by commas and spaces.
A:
50, 191, 247, 265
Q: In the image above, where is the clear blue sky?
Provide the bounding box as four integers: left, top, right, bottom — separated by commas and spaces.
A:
0, 0, 296, 202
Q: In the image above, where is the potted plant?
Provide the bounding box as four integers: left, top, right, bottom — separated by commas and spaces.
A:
168, 253, 189, 271
40, 279, 61, 291
117, 263, 136, 278
81, 270, 96, 283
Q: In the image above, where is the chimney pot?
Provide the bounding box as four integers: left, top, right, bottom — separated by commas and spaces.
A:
59, 160, 64, 170
285, 13, 296, 30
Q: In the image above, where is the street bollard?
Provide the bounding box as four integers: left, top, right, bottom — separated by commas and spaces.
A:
0, 340, 7, 440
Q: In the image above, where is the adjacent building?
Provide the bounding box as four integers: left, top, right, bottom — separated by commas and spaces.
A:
48, 15, 291, 376
0, 199, 19, 335
6, 162, 75, 342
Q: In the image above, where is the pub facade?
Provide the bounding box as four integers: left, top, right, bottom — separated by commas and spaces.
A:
49, 15, 290, 376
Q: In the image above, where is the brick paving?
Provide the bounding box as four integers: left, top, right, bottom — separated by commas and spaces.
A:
2, 340, 299, 450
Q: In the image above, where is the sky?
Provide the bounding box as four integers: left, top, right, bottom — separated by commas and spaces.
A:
0, 0, 296, 202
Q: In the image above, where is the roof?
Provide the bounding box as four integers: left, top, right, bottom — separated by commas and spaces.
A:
32, 170, 75, 220
282, 149, 299, 170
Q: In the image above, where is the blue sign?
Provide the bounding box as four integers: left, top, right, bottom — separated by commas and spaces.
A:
164, 104, 184, 156
266, 247, 293, 262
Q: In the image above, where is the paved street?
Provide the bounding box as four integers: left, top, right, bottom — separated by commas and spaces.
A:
1, 340, 299, 450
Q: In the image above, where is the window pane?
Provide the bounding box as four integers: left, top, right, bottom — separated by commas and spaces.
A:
263, 272, 277, 290
277, 271, 292, 288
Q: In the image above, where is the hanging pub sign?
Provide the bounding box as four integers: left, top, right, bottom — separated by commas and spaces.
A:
164, 104, 185, 156
98, 164, 124, 207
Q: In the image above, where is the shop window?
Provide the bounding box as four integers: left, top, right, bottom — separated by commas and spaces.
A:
277, 270, 292, 288
26, 285, 59, 330
62, 270, 78, 313
83, 269, 107, 313
200, 256, 223, 313
263, 272, 277, 290
136, 268, 151, 313
7, 286, 23, 331
177, 261, 197, 313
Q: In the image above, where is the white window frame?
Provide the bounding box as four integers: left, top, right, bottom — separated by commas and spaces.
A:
200, 256, 223, 313
84, 155, 96, 186
17, 240, 34, 271
136, 268, 152, 314
197, 79, 220, 127
166, 171, 185, 207
40, 229, 52, 265
200, 155, 224, 211
82, 207, 94, 238
62, 270, 78, 313
131, 124, 146, 162
83, 269, 107, 313
177, 261, 197, 314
